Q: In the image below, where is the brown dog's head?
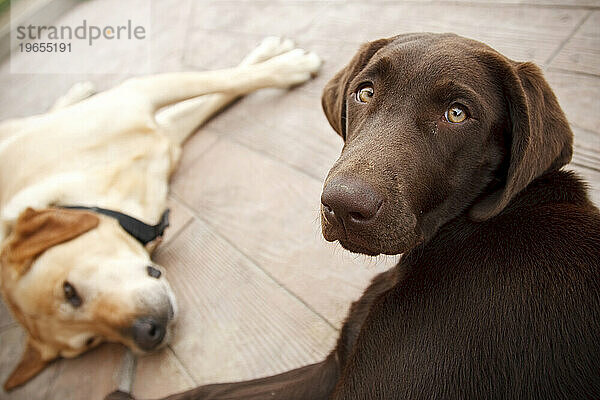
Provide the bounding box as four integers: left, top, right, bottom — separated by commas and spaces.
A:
0, 208, 177, 390
320, 33, 572, 256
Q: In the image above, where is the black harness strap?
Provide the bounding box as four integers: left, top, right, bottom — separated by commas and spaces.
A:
60, 206, 170, 245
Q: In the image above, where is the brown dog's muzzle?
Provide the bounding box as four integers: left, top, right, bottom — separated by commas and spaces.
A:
321, 176, 383, 231
321, 176, 394, 255
321, 166, 422, 256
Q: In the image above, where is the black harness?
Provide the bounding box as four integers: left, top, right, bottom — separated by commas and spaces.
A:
60, 206, 170, 245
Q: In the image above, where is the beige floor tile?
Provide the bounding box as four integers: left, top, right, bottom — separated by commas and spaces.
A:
45, 344, 126, 400
551, 11, 600, 75
304, 3, 587, 64
199, 88, 344, 181
0, 299, 16, 331
149, 0, 193, 72
547, 69, 600, 133
0, 327, 61, 400
150, 220, 339, 386
420, 0, 600, 5
160, 196, 195, 246
171, 138, 399, 327
573, 126, 600, 171
571, 126, 600, 206
183, 30, 275, 70
297, 40, 366, 97
132, 347, 196, 398
189, 2, 328, 37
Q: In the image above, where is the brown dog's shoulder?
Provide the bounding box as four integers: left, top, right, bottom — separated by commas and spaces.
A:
499, 169, 600, 222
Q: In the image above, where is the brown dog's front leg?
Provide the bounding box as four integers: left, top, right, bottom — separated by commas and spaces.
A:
105, 353, 339, 400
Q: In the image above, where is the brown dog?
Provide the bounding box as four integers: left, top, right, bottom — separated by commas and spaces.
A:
108, 33, 600, 400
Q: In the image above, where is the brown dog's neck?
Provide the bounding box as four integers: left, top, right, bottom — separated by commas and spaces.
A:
499, 169, 594, 212
407, 169, 594, 261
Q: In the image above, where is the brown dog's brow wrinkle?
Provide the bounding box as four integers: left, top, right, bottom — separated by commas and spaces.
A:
371, 57, 394, 77
354, 57, 395, 89
431, 80, 481, 107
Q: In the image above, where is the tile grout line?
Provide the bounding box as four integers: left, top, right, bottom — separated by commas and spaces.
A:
229, 134, 325, 182
544, 9, 593, 66
154, 132, 227, 256
42, 360, 66, 400
547, 65, 600, 79
179, 0, 196, 67
0, 321, 18, 334
158, 212, 195, 251
203, 120, 327, 183
168, 192, 339, 332
571, 160, 600, 173
166, 344, 199, 386
570, 123, 600, 137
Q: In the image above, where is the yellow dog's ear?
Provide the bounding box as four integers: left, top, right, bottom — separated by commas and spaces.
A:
4, 339, 50, 391
3, 207, 99, 275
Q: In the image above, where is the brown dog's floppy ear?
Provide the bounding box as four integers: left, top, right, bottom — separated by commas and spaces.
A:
469, 59, 573, 221
4, 339, 49, 391
3, 208, 99, 275
322, 38, 392, 139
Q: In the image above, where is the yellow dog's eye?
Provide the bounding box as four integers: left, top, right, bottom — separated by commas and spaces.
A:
63, 281, 82, 308
445, 104, 468, 123
356, 84, 374, 103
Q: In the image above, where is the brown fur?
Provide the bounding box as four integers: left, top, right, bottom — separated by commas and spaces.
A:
107, 33, 600, 400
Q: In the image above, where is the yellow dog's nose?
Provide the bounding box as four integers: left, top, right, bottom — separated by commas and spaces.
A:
132, 316, 166, 350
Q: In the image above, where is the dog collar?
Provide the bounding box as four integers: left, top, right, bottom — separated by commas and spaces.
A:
59, 206, 170, 245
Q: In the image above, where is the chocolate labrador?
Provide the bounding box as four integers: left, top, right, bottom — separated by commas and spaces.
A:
108, 33, 600, 400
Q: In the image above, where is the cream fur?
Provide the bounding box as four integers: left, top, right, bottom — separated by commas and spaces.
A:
0, 37, 321, 372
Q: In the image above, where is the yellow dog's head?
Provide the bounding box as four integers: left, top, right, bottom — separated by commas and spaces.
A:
1, 208, 177, 390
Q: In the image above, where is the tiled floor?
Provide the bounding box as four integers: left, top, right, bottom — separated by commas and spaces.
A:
0, 0, 599, 399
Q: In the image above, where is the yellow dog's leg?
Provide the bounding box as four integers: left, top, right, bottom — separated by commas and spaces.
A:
155, 37, 307, 145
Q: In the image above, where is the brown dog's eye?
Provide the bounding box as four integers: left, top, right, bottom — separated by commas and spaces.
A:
445, 104, 468, 123
63, 281, 82, 308
356, 84, 374, 103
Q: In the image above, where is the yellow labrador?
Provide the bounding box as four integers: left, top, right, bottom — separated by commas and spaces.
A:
0, 37, 321, 390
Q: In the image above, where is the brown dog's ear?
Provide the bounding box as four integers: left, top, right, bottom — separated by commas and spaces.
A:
469, 60, 573, 221
3, 208, 99, 274
4, 339, 50, 391
322, 38, 392, 139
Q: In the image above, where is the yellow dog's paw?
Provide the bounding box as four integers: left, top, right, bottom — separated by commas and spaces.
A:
243, 36, 296, 65
263, 48, 323, 88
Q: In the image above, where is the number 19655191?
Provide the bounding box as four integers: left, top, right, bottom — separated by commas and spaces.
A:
19, 42, 72, 52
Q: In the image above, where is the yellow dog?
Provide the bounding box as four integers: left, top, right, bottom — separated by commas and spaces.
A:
0, 37, 321, 390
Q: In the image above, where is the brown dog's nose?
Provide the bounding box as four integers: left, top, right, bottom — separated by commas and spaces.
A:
132, 316, 166, 351
321, 177, 383, 226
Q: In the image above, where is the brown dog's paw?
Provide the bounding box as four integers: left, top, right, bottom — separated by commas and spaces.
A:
105, 390, 135, 400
